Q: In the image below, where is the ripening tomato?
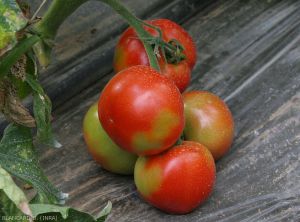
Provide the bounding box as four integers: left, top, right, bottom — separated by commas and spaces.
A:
134, 141, 216, 214
113, 19, 196, 92
159, 60, 191, 93
183, 91, 234, 160
98, 65, 184, 156
83, 103, 138, 175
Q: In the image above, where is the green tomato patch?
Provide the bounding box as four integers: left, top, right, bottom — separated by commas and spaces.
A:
83, 104, 137, 175
183, 107, 201, 139
134, 157, 162, 197
132, 109, 180, 153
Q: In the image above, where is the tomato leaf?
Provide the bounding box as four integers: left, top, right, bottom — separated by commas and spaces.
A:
25, 74, 61, 148
0, 0, 28, 56
0, 190, 30, 222
0, 175, 111, 222
30, 201, 112, 222
0, 166, 32, 218
96, 201, 112, 220
10, 52, 37, 99
0, 124, 64, 204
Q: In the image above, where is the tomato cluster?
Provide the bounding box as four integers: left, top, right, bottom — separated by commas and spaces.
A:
83, 19, 234, 214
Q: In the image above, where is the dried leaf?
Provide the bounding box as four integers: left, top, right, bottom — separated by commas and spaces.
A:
16, 0, 31, 19
10, 53, 27, 80
0, 80, 35, 127
23, 183, 33, 190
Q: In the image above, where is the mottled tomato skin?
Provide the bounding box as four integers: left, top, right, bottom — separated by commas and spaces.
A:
113, 19, 196, 91
83, 103, 137, 175
134, 141, 216, 214
114, 26, 149, 72
98, 65, 184, 156
183, 91, 234, 160
159, 60, 191, 93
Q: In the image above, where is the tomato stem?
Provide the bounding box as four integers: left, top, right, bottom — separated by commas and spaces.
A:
99, 0, 160, 72
0, 35, 40, 79
31, 0, 88, 67
34, 0, 89, 39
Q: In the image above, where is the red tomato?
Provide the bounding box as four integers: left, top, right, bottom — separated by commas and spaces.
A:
98, 65, 185, 156
114, 19, 196, 92
183, 91, 234, 160
159, 60, 191, 93
83, 103, 137, 175
134, 141, 216, 214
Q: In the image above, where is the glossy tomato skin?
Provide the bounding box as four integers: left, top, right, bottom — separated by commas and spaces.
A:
159, 60, 191, 93
113, 19, 196, 92
183, 91, 234, 160
114, 26, 148, 72
134, 141, 216, 214
98, 65, 184, 156
83, 103, 137, 175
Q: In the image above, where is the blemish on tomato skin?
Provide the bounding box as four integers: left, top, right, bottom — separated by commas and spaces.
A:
135, 157, 163, 197
131, 109, 183, 155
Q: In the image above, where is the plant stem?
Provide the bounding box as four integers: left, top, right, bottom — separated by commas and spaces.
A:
34, 0, 89, 39
99, 0, 160, 71
32, 0, 88, 67
0, 35, 40, 79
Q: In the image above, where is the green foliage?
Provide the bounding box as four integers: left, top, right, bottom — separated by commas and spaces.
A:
0, 166, 31, 220
0, 191, 30, 222
0, 1, 115, 221
0, 176, 111, 221
31, 201, 112, 222
26, 72, 61, 148
0, 124, 63, 204
0, 0, 28, 55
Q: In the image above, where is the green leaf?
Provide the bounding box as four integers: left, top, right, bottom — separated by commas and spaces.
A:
0, 190, 30, 222
0, 124, 64, 204
26, 51, 38, 77
0, 183, 111, 222
30, 201, 112, 222
96, 201, 112, 220
0, 0, 28, 55
0, 166, 32, 219
26, 74, 61, 148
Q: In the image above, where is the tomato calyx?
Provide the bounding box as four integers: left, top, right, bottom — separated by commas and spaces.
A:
164, 39, 186, 64
146, 37, 187, 65
140, 21, 187, 65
